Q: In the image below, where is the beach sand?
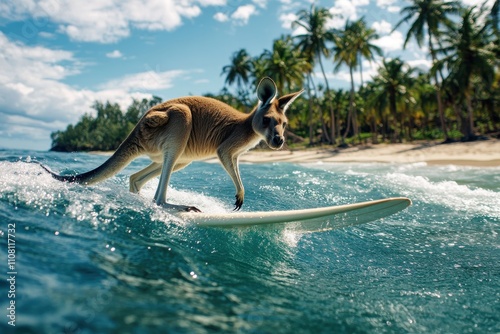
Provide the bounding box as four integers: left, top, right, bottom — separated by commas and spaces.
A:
91, 139, 500, 167
223, 140, 500, 167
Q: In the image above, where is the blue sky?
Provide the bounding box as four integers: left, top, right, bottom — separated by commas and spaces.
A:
0, 0, 487, 150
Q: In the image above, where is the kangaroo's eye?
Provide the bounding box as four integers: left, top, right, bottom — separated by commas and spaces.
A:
262, 117, 271, 128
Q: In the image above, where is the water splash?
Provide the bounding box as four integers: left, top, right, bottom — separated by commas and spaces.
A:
384, 172, 500, 218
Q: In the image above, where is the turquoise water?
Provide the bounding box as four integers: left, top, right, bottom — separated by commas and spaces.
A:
0, 149, 499, 333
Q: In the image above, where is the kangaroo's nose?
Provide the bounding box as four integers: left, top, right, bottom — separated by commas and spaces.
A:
273, 135, 284, 147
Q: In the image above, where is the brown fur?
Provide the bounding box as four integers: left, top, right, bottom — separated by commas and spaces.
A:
43, 77, 303, 212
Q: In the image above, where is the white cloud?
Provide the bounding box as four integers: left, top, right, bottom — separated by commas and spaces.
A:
376, 0, 396, 6
407, 59, 432, 71
213, 12, 229, 22
213, 4, 259, 26
373, 30, 404, 52
328, 0, 369, 29
0, 0, 224, 43
353, 0, 370, 5
101, 70, 185, 92
372, 20, 392, 34
279, 13, 298, 29
330, 0, 357, 22
387, 6, 400, 13
231, 4, 257, 25
106, 50, 123, 58
197, 0, 226, 5
0, 32, 187, 149
375, 0, 400, 13
462, 0, 494, 7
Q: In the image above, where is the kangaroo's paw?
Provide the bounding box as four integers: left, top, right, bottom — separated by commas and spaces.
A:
159, 202, 202, 213
129, 184, 139, 194
234, 195, 244, 211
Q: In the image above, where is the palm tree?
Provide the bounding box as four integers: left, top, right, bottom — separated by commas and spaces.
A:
372, 58, 415, 142
414, 72, 438, 137
351, 18, 383, 87
258, 36, 309, 95
436, 7, 498, 140
333, 22, 358, 144
395, 0, 461, 142
221, 49, 253, 95
251, 56, 267, 89
488, 0, 500, 60
331, 19, 382, 143
489, 0, 499, 38
300, 48, 318, 144
363, 82, 387, 143
332, 23, 358, 142
293, 5, 336, 144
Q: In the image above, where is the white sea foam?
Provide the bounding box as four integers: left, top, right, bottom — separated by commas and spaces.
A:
0, 161, 229, 228
384, 172, 500, 218
139, 181, 230, 214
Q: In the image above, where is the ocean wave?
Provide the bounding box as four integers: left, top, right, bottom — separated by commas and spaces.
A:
384, 172, 500, 218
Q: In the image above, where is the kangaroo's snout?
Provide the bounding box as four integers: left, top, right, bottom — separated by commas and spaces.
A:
269, 135, 285, 149
273, 135, 284, 147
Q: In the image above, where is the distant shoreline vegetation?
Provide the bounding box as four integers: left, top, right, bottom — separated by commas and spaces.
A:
50, 97, 161, 152
50, 1, 500, 152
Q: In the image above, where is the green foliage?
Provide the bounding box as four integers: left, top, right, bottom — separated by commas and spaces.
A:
50, 97, 162, 152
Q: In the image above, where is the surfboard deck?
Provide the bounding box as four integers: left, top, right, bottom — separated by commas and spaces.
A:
178, 197, 411, 232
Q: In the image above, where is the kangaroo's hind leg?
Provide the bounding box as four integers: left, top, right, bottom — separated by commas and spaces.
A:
129, 162, 162, 193
129, 161, 191, 194
152, 104, 201, 212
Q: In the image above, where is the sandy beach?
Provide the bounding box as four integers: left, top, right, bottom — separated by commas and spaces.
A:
91, 139, 500, 167
227, 140, 500, 167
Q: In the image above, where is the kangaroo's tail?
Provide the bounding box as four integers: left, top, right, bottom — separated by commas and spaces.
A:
38, 136, 142, 185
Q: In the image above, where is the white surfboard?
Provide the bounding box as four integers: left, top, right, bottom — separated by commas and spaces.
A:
179, 197, 411, 232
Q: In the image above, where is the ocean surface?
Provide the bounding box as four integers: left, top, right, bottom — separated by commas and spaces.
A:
0, 149, 498, 334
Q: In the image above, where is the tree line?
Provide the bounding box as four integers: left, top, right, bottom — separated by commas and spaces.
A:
51, 0, 499, 152
50, 97, 162, 152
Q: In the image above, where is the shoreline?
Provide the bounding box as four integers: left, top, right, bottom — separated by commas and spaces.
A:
90, 139, 500, 168
230, 140, 500, 167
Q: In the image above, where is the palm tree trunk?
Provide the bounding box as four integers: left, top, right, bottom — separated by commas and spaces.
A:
408, 109, 414, 141
390, 89, 398, 142
429, 36, 449, 142
343, 66, 356, 143
359, 53, 364, 88
306, 74, 315, 145
465, 90, 475, 140
371, 116, 378, 144
318, 55, 335, 144
309, 75, 330, 144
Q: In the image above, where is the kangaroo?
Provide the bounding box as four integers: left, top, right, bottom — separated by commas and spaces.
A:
40, 77, 303, 212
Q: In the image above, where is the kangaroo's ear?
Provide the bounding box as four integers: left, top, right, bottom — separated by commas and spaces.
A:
257, 77, 277, 106
278, 89, 304, 113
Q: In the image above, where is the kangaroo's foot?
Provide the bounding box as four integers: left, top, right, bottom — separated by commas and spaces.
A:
159, 202, 202, 213
234, 194, 244, 211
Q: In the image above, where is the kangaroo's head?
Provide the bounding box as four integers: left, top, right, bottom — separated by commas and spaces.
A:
252, 77, 304, 150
